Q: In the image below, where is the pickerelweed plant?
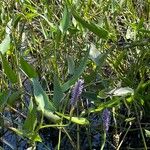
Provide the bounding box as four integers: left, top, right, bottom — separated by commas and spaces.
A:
70, 79, 84, 108
0, 0, 150, 149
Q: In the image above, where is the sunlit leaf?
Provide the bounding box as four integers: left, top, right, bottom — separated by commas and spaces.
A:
89, 43, 108, 66
10, 127, 42, 142
109, 87, 134, 96
56, 112, 89, 125
89, 43, 100, 61
9, 127, 23, 137
0, 34, 10, 55
145, 129, 150, 138
125, 117, 135, 122
43, 110, 61, 123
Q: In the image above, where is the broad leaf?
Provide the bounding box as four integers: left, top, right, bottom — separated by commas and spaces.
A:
31, 78, 56, 112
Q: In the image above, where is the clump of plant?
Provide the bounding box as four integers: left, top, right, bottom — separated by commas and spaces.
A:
0, 0, 150, 149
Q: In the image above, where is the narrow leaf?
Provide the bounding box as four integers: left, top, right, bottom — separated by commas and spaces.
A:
53, 75, 64, 108
72, 10, 108, 39
23, 100, 37, 132
67, 56, 75, 75
56, 112, 89, 125
89, 98, 120, 113
1, 55, 17, 83
43, 110, 61, 123
59, 6, 70, 33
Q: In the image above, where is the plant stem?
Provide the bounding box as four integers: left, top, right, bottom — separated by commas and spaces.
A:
100, 131, 106, 150
77, 106, 80, 150
57, 127, 62, 150
134, 102, 147, 150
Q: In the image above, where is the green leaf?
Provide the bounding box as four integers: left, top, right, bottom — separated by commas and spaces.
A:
10, 127, 42, 142
145, 129, 150, 138
23, 100, 37, 132
89, 43, 100, 63
5, 20, 12, 34
89, 43, 108, 66
67, 56, 75, 75
43, 110, 61, 123
0, 34, 10, 55
62, 49, 89, 92
20, 57, 38, 78
7, 90, 22, 106
31, 78, 56, 112
82, 91, 98, 101
89, 98, 120, 113
53, 75, 64, 109
59, 6, 70, 33
109, 87, 134, 96
56, 112, 89, 125
125, 117, 135, 122
72, 10, 108, 39
0, 91, 9, 112
1, 55, 17, 83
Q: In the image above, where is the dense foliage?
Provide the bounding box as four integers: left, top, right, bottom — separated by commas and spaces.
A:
0, 0, 150, 149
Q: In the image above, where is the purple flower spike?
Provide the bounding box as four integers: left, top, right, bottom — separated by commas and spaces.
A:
71, 79, 84, 106
102, 108, 111, 132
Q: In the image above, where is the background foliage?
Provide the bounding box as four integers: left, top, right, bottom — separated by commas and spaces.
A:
0, 0, 150, 149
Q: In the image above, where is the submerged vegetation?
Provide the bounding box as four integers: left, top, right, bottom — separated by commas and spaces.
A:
0, 0, 150, 149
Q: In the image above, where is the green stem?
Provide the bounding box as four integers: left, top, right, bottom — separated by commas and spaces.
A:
77, 106, 80, 150
100, 131, 106, 150
57, 127, 62, 150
